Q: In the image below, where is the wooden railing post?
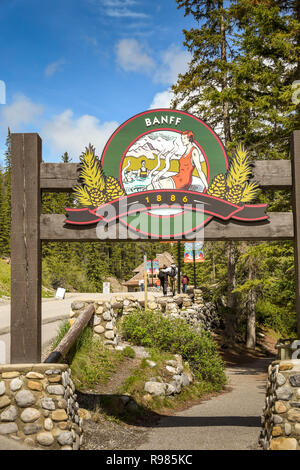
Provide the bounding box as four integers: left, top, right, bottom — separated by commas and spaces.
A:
11, 133, 42, 363
291, 130, 300, 339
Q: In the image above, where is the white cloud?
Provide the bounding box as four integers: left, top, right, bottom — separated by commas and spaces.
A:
0, 94, 43, 129
149, 89, 174, 110
102, 0, 138, 5
115, 39, 190, 85
45, 59, 65, 78
154, 45, 191, 85
115, 38, 154, 72
100, 0, 148, 18
106, 8, 148, 18
42, 109, 119, 160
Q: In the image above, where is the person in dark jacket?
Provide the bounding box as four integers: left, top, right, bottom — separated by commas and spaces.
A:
158, 265, 169, 296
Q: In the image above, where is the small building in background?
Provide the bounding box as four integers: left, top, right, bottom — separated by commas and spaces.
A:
123, 252, 174, 292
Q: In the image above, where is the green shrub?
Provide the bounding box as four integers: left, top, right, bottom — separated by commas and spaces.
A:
122, 309, 226, 388
256, 299, 296, 336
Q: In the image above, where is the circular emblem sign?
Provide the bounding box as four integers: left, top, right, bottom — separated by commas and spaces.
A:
101, 109, 228, 238
65, 109, 268, 239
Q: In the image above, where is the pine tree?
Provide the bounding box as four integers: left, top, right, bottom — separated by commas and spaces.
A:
173, 0, 300, 341
229, 0, 300, 158
173, 0, 237, 145
1, 128, 12, 256
0, 167, 5, 255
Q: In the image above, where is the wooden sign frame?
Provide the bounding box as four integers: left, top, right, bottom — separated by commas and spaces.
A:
10, 131, 300, 363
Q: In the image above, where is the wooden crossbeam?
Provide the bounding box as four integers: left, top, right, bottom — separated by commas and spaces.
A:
40, 212, 294, 241
40, 160, 293, 191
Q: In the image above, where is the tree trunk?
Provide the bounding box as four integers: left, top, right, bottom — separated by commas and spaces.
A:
212, 251, 216, 283
246, 256, 257, 349
296, 0, 300, 122
219, 0, 231, 144
225, 241, 237, 343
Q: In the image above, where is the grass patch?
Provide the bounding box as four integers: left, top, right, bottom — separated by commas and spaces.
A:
51, 322, 132, 391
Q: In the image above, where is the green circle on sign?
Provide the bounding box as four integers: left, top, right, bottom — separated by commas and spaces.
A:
101, 109, 228, 238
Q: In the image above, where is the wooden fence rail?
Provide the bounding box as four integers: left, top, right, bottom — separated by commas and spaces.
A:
44, 304, 95, 363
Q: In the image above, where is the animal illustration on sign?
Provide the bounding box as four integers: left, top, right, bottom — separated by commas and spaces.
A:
65, 109, 268, 238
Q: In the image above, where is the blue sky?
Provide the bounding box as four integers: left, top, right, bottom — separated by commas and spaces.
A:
0, 0, 195, 163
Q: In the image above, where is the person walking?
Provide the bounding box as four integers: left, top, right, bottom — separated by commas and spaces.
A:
158, 265, 169, 296
163, 263, 177, 296
169, 263, 177, 296
181, 273, 189, 293
139, 279, 145, 292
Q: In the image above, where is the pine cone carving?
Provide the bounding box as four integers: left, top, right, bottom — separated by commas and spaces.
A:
225, 184, 243, 204
207, 174, 227, 199
106, 176, 125, 200
87, 188, 108, 206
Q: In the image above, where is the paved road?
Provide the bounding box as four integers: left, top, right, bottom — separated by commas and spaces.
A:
138, 358, 270, 450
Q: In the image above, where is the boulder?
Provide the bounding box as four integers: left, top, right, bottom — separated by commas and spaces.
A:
144, 382, 166, 396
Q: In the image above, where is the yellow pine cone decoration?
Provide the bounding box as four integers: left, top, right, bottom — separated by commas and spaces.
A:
87, 187, 108, 207
73, 144, 126, 207
207, 173, 227, 199
105, 176, 125, 200
207, 144, 259, 204
226, 184, 243, 204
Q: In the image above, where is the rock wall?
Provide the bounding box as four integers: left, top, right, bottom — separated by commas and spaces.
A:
70, 289, 220, 349
144, 354, 194, 398
0, 364, 82, 450
260, 359, 300, 450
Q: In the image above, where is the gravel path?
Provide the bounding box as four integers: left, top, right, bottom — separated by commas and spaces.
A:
137, 358, 271, 450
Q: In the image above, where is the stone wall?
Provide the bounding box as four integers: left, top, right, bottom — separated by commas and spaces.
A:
260, 359, 300, 450
144, 354, 194, 397
0, 364, 82, 450
70, 289, 220, 349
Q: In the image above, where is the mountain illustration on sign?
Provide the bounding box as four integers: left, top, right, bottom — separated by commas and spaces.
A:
73, 142, 259, 209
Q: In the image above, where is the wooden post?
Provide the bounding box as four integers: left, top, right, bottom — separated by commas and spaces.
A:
10, 133, 42, 363
177, 241, 181, 294
193, 248, 196, 289
291, 130, 300, 339
144, 254, 148, 309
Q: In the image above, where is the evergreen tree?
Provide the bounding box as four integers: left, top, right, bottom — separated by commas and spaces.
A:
1, 128, 12, 256
0, 167, 5, 255
172, 0, 300, 341
173, 0, 237, 145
